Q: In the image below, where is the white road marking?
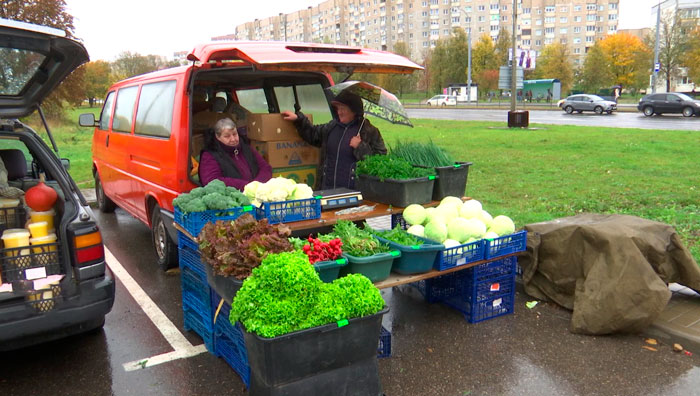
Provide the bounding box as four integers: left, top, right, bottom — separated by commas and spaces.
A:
104, 247, 207, 371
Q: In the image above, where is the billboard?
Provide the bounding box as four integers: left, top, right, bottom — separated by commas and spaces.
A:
509, 48, 537, 70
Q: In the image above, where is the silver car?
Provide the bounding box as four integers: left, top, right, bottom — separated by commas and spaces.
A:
559, 94, 617, 115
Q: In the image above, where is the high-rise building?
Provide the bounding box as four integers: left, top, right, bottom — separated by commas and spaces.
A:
226, 1, 620, 65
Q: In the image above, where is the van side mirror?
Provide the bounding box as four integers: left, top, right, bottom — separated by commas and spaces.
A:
61, 158, 70, 171
79, 113, 97, 127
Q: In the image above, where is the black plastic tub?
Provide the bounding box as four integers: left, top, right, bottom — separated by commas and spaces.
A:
241, 306, 388, 396
205, 264, 243, 304
355, 174, 435, 207
416, 161, 472, 200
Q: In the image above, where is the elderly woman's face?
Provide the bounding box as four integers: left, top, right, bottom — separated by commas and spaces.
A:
216, 127, 239, 147
334, 103, 356, 124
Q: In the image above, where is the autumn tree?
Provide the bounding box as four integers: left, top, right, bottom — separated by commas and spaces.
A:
429, 28, 469, 93
687, 27, 700, 89
111, 52, 172, 80
494, 28, 511, 67
646, 12, 689, 92
83, 61, 112, 107
580, 43, 613, 94
532, 43, 574, 95
2, 0, 85, 118
471, 33, 498, 80
377, 42, 419, 98
599, 32, 650, 92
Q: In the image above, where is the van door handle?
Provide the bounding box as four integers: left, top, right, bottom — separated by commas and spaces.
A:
106, 134, 109, 147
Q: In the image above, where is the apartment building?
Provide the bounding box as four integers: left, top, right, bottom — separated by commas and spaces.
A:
226, 1, 620, 65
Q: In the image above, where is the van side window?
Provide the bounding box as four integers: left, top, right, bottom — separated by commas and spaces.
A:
135, 80, 176, 138
99, 91, 115, 130
274, 84, 333, 123
112, 86, 138, 133
236, 89, 269, 113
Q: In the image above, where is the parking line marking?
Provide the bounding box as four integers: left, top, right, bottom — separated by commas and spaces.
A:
104, 247, 207, 370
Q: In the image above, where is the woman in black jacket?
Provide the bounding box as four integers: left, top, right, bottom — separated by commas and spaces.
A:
282, 91, 387, 189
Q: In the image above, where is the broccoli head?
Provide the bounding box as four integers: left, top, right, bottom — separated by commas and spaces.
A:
181, 198, 207, 213
204, 179, 227, 195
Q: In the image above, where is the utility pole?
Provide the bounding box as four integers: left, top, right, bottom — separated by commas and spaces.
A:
460, 7, 473, 102
510, 0, 517, 112
652, 1, 662, 93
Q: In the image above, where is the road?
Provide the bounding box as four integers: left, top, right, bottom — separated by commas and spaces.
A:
407, 107, 700, 131
2, 207, 700, 395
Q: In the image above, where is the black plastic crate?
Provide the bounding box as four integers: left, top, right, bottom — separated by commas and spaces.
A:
26, 284, 62, 313
0, 205, 26, 234
0, 243, 61, 283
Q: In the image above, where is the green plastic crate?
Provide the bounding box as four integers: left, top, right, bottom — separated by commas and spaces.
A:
340, 251, 400, 282
373, 234, 444, 275
312, 258, 347, 283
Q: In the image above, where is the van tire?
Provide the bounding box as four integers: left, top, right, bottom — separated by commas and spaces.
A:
95, 173, 116, 213
151, 206, 177, 271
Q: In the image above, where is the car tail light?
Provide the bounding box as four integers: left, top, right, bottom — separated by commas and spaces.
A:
69, 224, 105, 268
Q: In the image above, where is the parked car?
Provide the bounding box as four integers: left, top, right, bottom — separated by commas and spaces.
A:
80, 41, 421, 270
426, 95, 457, 106
559, 94, 617, 115
637, 92, 700, 117
0, 19, 114, 350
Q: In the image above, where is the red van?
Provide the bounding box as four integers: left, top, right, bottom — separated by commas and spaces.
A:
80, 42, 420, 270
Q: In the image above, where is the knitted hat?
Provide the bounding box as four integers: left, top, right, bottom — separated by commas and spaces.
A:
331, 91, 364, 117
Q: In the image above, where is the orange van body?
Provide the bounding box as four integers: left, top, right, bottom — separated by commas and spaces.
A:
90, 41, 421, 269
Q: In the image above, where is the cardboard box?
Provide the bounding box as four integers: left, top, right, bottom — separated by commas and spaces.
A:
246, 113, 311, 142
272, 166, 318, 189
252, 139, 320, 168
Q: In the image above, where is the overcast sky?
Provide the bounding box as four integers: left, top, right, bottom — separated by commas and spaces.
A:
65, 0, 656, 62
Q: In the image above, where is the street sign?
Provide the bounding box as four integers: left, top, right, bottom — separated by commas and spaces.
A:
654, 63, 660, 72
498, 66, 524, 90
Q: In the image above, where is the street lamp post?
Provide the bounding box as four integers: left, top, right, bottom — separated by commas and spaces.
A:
652, 1, 662, 93
459, 7, 472, 103
510, 0, 517, 112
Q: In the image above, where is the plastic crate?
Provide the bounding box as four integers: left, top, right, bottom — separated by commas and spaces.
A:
25, 284, 62, 313
413, 270, 469, 303
416, 161, 472, 201
441, 274, 515, 323
356, 174, 435, 207
181, 265, 211, 315
377, 326, 391, 358
255, 197, 321, 224
177, 232, 205, 277
211, 292, 250, 386
0, 243, 62, 283
373, 234, 443, 275
434, 239, 485, 271
174, 205, 255, 237
0, 205, 26, 234
340, 251, 400, 283
484, 230, 527, 259
183, 303, 215, 354
469, 256, 517, 283
313, 258, 347, 283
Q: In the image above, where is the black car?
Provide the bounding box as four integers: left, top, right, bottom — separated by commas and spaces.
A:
637, 92, 700, 117
0, 19, 115, 350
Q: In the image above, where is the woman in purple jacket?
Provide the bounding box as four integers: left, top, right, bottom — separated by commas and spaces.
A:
198, 118, 272, 190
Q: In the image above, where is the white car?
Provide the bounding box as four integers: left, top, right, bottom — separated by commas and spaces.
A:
426, 95, 457, 106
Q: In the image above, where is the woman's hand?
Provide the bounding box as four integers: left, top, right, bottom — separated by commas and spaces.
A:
349, 135, 362, 148
281, 111, 298, 121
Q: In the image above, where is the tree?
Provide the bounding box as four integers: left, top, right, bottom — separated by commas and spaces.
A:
599, 33, 650, 92
646, 12, 689, 92
429, 28, 469, 93
111, 52, 172, 80
471, 33, 498, 80
381, 42, 419, 97
532, 43, 574, 95
580, 43, 613, 94
687, 27, 700, 89
476, 69, 499, 96
2, 0, 83, 118
83, 61, 112, 107
494, 28, 511, 67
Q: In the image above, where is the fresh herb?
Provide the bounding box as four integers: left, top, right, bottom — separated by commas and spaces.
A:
389, 139, 456, 167
327, 220, 391, 257
366, 223, 424, 246
198, 213, 293, 279
355, 154, 435, 181
230, 251, 385, 338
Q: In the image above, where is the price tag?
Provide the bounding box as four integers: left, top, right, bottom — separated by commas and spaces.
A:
492, 298, 503, 308
25, 267, 47, 280
490, 283, 500, 292
456, 257, 466, 266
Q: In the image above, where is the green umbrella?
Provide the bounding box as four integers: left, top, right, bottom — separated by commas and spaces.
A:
327, 81, 413, 127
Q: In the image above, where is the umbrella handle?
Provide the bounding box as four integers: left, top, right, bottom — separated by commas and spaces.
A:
357, 117, 366, 137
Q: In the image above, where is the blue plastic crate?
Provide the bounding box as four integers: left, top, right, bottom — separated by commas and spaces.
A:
255, 197, 321, 224
210, 291, 250, 386
181, 265, 211, 315
178, 245, 206, 280
468, 256, 517, 283
183, 304, 215, 354
414, 270, 470, 303
441, 274, 516, 323
378, 326, 391, 358
175, 205, 255, 237
434, 239, 485, 271
484, 230, 527, 259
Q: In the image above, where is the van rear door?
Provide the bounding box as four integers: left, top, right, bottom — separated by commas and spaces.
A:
187, 42, 423, 75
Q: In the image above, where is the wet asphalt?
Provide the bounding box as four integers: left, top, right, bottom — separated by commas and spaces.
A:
1, 207, 699, 396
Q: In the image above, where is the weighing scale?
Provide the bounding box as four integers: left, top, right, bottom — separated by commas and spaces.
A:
314, 188, 363, 211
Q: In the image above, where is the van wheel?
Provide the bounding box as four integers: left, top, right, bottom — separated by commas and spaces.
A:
95, 173, 116, 213
151, 206, 177, 271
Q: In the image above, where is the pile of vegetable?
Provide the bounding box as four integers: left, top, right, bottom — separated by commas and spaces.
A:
389, 139, 455, 167
198, 213, 293, 279
173, 179, 250, 213
243, 177, 314, 207
230, 251, 385, 338
402, 196, 516, 250
328, 220, 391, 257
301, 236, 343, 264
355, 154, 435, 181
366, 223, 425, 246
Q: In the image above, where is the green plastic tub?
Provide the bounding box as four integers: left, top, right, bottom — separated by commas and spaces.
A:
339, 251, 401, 283
312, 258, 347, 283
373, 234, 444, 275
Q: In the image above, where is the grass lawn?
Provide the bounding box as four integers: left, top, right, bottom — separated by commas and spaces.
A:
28, 108, 699, 263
